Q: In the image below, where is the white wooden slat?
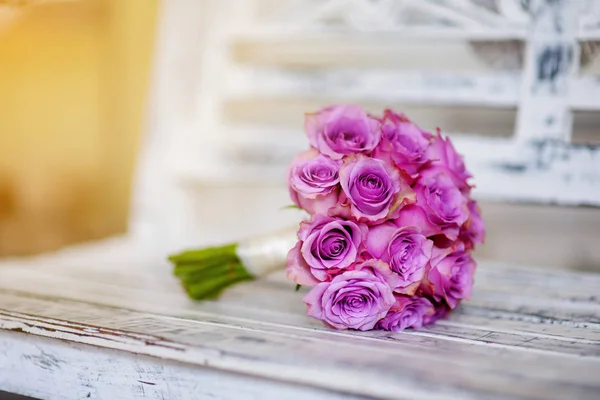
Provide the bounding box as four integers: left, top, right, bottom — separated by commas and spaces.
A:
13, 255, 600, 344
225, 277, 600, 330
16, 240, 600, 305
176, 128, 600, 206
442, 0, 522, 29
1, 251, 599, 397
226, 68, 521, 108
0, 325, 361, 400
580, 28, 600, 40
0, 287, 593, 367
399, 0, 489, 29
1, 289, 599, 400
1, 262, 599, 353
0, 295, 518, 400
225, 68, 600, 111
234, 27, 527, 42
515, 1, 580, 141
452, 136, 600, 206
0, 284, 595, 367
570, 75, 600, 111
234, 26, 600, 42
472, 263, 600, 303
436, 314, 600, 342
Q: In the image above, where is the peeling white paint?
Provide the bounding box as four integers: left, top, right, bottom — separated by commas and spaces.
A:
0, 259, 599, 399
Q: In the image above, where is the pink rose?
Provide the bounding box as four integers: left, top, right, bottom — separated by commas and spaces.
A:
426, 130, 472, 192
373, 110, 432, 178
414, 169, 468, 241
303, 260, 396, 330
305, 105, 381, 160
423, 302, 451, 326
376, 296, 435, 331
287, 148, 341, 214
427, 247, 476, 309
460, 200, 485, 250
286, 241, 319, 286
395, 205, 443, 238
365, 224, 433, 295
336, 155, 415, 223
286, 215, 365, 283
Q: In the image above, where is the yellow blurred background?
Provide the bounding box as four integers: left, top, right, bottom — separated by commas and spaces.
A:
0, 0, 159, 255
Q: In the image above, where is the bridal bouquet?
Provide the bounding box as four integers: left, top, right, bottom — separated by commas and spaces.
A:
169, 105, 485, 332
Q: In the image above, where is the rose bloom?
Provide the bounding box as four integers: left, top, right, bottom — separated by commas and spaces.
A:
376, 296, 435, 331
414, 169, 468, 240
427, 247, 476, 309
365, 223, 433, 295
426, 130, 472, 192
337, 155, 414, 223
286, 215, 365, 285
460, 199, 486, 250
373, 109, 432, 178
287, 148, 341, 214
395, 204, 443, 238
305, 105, 381, 159
303, 260, 396, 330
422, 301, 451, 327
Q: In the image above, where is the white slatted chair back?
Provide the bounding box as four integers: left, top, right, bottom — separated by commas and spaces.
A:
129, 0, 600, 249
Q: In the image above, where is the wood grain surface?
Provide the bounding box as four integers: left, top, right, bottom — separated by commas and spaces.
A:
0, 252, 598, 400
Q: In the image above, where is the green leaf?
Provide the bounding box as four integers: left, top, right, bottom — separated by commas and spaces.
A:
295, 284, 302, 292
281, 204, 302, 211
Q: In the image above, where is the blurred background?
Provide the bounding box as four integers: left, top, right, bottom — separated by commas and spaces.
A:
0, 0, 599, 272
0, 0, 158, 255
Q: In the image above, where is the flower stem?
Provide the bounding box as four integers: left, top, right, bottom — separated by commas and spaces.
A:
169, 243, 254, 300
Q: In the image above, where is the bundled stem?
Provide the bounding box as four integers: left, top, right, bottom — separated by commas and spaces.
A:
168, 226, 299, 300
169, 243, 254, 300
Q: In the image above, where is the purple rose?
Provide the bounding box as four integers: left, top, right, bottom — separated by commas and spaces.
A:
376, 296, 435, 331
305, 105, 381, 160
373, 110, 432, 178
365, 224, 433, 295
428, 247, 476, 309
460, 200, 485, 250
303, 260, 396, 330
337, 155, 414, 223
414, 169, 468, 240
395, 205, 443, 238
287, 148, 341, 214
286, 241, 319, 286
295, 214, 365, 282
426, 130, 472, 192
423, 301, 451, 326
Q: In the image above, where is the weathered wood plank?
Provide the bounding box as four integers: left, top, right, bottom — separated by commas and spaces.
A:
2, 260, 599, 336
226, 68, 600, 111
0, 330, 361, 400
226, 68, 521, 108
0, 286, 598, 362
0, 265, 599, 346
3, 259, 600, 321
1, 255, 599, 399
515, 0, 580, 141
0, 295, 493, 399
231, 27, 600, 42
1, 290, 599, 400
178, 128, 600, 207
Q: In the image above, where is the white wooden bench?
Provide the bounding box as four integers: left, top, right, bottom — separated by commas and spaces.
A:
1, 0, 600, 398
1, 255, 599, 399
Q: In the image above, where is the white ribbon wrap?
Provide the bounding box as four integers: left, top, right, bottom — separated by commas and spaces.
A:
235, 226, 299, 277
